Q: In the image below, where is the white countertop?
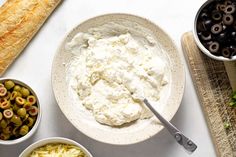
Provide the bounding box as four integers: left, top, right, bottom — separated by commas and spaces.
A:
0, 0, 217, 156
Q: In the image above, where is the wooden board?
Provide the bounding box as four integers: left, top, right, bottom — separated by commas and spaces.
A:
181, 32, 236, 157
224, 62, 236, 91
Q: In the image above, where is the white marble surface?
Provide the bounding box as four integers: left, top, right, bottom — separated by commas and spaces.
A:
0, 0, 217, 156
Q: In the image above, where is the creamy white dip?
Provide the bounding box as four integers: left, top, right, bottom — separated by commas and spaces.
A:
66, 22, 168, 126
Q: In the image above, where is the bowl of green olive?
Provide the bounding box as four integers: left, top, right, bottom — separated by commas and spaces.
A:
194, 0, 236, 61
0, 78, 41, 145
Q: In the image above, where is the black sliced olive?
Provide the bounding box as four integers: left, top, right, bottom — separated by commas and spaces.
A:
199, 31, 212, 41
228, 31, 236, 42
211, 23, 223, 34
205, 40, 213, 46
197, 21, 207, 32
217, 31, 228, 42
224, 5, 235, 14
230, 45, 236, 57
233, 21, 236, 30
220, 4, 227, 11
201, 40, 213, 48
224, 0, 232, 6
203, 19, 213, 30
208, 41, 220, 54
231, 52, 236, 57
222, 47, 231, 58
208, 2, 217, 11
199, 12, 209, 20
230, 31, 236, 38
223, 14, 234, 25
222, 24, 227, 30
211, 10, 222, 21
228, 34, 236, 43
229, 45, 236, 51
216, 4, 222, 11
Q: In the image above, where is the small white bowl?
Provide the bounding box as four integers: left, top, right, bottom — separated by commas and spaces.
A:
193, 0, 236, 61
19, 137, 93, 157
0, 78, 41, 145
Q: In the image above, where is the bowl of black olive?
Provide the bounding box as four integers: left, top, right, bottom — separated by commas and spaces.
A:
0, 78, 41, 145
194, 0, 236, 61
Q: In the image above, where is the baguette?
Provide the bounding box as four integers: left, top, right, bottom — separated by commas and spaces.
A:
0, 0, 62, 76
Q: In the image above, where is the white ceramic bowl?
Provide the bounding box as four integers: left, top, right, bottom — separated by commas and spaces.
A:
19, 137, 93, 157
0, 78, 41, 145
52, 13, 185, 145
193, 0, 236, 61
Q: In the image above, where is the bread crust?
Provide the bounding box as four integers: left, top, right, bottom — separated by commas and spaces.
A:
0, 0, 61, 76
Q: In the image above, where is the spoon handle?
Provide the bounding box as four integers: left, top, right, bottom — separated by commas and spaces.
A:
143, 99, 197, 153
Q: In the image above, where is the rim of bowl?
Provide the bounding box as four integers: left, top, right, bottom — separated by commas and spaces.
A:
0, 78, 41, 145
19, 137, 93, 157
193, 0, 236, 61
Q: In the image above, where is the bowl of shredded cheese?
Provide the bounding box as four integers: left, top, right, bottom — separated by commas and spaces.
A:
19, 137, 93, 157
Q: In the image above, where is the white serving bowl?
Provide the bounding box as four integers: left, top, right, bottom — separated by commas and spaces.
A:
19, 137, 93, 157
0, 78, 41, 145
52, 13, 185, 145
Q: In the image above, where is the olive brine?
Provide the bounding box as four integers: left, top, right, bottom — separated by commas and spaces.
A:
197, 0, 236, 58
0, 80, 38, 140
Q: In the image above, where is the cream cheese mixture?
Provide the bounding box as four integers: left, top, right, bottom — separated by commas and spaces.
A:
66, 22, 169, 126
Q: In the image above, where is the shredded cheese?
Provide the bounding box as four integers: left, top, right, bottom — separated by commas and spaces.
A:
28, 143, 88, 157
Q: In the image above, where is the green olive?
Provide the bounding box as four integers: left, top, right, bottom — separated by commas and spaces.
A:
12, 104, 20, 112
20, 87, 30, 98
22, 114, 29, 122
0, 112, 2, 121
28, 106, 38, 116
13, 85, 21, 92
26, 117, 35, 127
0, 119, 8, 128
15, 97, 25, 106
16, 91, 22, 97
0, 83, 4, 88
0, 133, 10, 140
10, 91, 18, 100
32, 116, 37, 122
10, 115, 22, 126
0, 100, 10, 109
12, 126, 19, 135
2, 126, 12, 134
0, 87, 7, 97
17, 108, 26, 118
4, 91, 11, 100
27, 95, 36, 105
19, 125, 29, 136
3, 109, 13, 119
23, 101, 32, 110
4, 80, 15, 90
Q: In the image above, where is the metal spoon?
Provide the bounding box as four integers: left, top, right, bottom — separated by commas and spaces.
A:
143, 98, 197, 153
